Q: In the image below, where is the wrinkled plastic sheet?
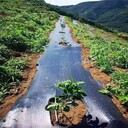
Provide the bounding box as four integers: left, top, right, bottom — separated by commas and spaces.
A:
0, 17, 127, 128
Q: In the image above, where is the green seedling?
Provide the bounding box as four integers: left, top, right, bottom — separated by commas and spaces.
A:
45, 78, 86, 112
61, 23, 66, 29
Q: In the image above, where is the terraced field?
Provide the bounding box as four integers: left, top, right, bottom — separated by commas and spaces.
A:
0, 0, 128, 127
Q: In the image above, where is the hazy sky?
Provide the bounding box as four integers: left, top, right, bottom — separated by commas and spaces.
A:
45, 0, 101, 6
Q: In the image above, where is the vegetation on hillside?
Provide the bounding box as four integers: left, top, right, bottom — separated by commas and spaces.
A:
66, 17, 128, 105
62, 0, 128, 33
0, 0, 59, 103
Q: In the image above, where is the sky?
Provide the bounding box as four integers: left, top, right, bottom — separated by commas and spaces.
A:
45, 0, 101, 6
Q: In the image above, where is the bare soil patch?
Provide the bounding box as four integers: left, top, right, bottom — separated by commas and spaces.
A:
0, 53, 40, 119
50, 100, 88, 127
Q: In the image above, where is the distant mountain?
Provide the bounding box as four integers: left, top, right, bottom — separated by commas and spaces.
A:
62, 0, 128, 33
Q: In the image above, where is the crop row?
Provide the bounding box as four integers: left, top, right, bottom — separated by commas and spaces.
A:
0, 0, 59, 102
66, 17, 128, 105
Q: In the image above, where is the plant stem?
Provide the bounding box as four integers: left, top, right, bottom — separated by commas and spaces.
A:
55, 97, 58, 123
62, 111, 74, 125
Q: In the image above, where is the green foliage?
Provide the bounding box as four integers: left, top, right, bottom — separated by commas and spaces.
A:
0, 54, 29, 104
0, 56, 28, 103
0, 45, 11, 64
99, 89, 112, 97
99, 71, 128, 105
56, 79, 86, 99
0, 65, 22, 103
0, 36, 29, 52
0, 0, 59, 103
5, 57, 28, 70
117, 96, 128, 105
0, 82, 10, 103
89, 39, 128, 72
111, 71, 128, 87
45, 79, 86, 112
0, 0, 59, 52
0, 66, 22, 83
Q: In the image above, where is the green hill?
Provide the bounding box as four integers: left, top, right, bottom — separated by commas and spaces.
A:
62, 0, 128, 33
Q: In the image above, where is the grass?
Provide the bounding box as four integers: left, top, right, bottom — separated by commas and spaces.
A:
66, 17, 128, 105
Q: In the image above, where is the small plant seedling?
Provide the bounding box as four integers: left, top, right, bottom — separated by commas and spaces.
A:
45, 78, 86, 112
61, 23, 66, 29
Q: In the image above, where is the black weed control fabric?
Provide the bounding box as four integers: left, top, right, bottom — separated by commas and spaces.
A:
0, 17, 128, 128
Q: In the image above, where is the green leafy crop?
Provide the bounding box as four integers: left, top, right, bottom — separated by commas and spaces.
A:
99, 71, 128, 105
66, 17, 128, 106
0, 0, 59, 103
45, 79, 86, 112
